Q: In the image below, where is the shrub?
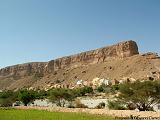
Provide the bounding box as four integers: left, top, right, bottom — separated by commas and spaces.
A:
107, 100, 126, 110
97, 86, 105, 93
95, 102, 105, 109
0, 90, 18, 107
75, 99, 88, 108
111, 85, 119, 93
67, 104, 75, 108
18, 89, 36, 106
0, 98, 13, 107
49, 88, 75, 107
117, 80, 160, 111
74, 86, 93, 97
96, 84, 112, 94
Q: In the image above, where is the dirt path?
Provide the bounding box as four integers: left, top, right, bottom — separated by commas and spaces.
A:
15, 106, 160, 118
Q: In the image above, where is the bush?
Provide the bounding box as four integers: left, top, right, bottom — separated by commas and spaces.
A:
97, 86, 105, 93
49, 88, 75, 107
96, 85, 112, 94
0, 98, 13, 107
127, 103, 137, 110
83, 86, 93, 94
117, 80, 160, 111
67, 104, 75, 108
18, 89, 36, 106
111, 85, 119, 93
107, 100, 126, 110
95, 102, 105, 109
74, 86, 93, 97
75, 99, 88, 108
34, 90, 48, 99
0, 90, 18, 107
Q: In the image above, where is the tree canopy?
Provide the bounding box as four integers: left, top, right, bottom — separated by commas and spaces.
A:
18, 89, 36, 106
49, 88, 75, 107
116, 80, 160, 111
0, 90, 18, 107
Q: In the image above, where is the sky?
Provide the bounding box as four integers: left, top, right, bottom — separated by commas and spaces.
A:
0, 0, 160, 68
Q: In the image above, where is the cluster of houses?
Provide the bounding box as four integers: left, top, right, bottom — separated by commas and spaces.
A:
26, 66, 160, 91
42, 77, 138, 91
28, 70, 160, 91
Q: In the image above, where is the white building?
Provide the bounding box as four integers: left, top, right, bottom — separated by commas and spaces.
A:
76, 80, 83, 85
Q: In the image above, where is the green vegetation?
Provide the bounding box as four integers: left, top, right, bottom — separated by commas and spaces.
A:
73, 86, 93, 97
108, 80, 160, 111
96, 84, 119, 94
48, 87, 93, 107
107, 101, 126, 110
0, 80, 160, 111
95, 102, 106, 109
0, 109, 115, 120
0, 86, 94, 107
49, 88, 75, 107
0, 90, 18, 107
0, 89, 48, 107
97, 85, 105, 93
18, 90, 36, 106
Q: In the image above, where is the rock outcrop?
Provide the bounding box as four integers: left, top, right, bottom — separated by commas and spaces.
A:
45, 40, 139, 72
0, 62, 47, 77
0, 40, 139, 77
1, 40, 160, 90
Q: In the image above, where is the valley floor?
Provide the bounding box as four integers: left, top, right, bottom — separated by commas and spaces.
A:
0, 108, 114, 120
15, 106, 160, 118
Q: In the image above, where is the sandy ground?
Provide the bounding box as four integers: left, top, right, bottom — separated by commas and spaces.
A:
15, 106, 160, 118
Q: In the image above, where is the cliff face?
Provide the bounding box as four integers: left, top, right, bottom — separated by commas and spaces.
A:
0, 40, 139, 78
45, 40, 139, 72
1, 40, 160, 90
0, 62, 47, 78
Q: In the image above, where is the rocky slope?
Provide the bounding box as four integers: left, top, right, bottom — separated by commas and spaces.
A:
0, 40, 159, 90
45, 40, 139, 72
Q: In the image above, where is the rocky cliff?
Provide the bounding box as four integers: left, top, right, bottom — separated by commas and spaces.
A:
0, 40, 146, 90
0, 40, 138, 78
45, 40, 139, 72
0, 62, 47, 78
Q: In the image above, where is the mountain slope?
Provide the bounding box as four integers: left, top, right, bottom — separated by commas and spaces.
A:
0, 40, 159, 90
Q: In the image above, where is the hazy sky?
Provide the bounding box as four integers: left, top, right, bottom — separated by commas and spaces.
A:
0, 0, 160, 68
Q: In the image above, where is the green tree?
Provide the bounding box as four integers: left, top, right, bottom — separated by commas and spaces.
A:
18, 89, 36, 106
116, 80, 160, 111
107, 100, 126, 110
31, 90, 48, 99
82, 86, 93, 94
97, 85, 105, 93
74, 86, 93, 97
49, 88, 75, 107
110, 84, 119, 94
0, 90, 18, 107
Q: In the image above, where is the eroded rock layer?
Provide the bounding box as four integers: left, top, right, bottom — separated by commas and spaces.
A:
0, 40, 139, 77
45, 40, 139, 72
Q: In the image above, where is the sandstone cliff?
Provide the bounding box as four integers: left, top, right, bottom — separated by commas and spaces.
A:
3, 40, 157, 90
0, 62, 47, 78
0, 40, 139, 77
45, 40, 139, 72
